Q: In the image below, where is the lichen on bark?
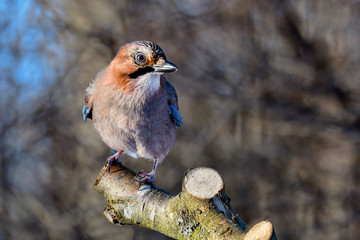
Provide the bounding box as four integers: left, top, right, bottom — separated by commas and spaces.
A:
94, 164, 277, 240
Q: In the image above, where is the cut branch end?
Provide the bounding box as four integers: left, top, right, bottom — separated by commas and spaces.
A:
94, 163, 278, 240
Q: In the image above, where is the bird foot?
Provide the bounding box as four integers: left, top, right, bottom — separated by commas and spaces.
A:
105, 151, 123, 171
137, 170, 155, 184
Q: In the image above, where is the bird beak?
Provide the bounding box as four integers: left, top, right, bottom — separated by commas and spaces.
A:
152, 61, 178, 73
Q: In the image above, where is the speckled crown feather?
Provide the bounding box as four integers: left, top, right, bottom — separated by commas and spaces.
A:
133, 41, 166, 61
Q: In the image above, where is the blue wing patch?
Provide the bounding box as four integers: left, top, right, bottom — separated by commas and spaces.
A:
110, 149, 118, 154
82, 105, 92, 122
169, 105, 184, 128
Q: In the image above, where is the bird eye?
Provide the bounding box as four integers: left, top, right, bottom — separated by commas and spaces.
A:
135, 53, 146, 64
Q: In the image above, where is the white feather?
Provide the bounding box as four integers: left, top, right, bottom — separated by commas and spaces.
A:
134, 72, 161, 96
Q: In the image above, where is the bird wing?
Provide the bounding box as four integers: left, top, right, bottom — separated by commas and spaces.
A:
83, 68, 105, 122
165, 79, 184, 127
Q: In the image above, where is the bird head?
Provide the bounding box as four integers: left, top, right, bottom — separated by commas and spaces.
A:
109, 41, 177, 94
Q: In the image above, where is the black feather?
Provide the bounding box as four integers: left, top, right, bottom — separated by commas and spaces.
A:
129, 66, 155, 79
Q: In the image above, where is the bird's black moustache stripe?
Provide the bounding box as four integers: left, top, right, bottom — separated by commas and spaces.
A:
129, 66, 155, 79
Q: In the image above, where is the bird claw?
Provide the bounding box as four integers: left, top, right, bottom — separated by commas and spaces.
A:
137, 170, 155, 184
105, 153, 122, 171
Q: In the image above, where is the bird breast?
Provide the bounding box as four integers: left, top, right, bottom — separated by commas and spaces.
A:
93, 78, 176, 160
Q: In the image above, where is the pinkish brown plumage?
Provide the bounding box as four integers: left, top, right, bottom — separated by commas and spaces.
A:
82, 41, 183, 183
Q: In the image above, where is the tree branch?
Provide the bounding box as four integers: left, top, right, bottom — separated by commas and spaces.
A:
94, 164, 277, 240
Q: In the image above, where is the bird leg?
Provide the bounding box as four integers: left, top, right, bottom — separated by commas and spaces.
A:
137, 159, 158, 183
106, 150, 124, 171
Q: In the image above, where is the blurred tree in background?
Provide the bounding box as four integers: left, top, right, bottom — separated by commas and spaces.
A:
1, 0, 360, 239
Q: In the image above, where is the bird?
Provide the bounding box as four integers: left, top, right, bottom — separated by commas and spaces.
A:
82, 41, 183, 183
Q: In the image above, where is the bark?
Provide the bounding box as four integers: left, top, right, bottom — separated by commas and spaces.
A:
94, 164, 277, 240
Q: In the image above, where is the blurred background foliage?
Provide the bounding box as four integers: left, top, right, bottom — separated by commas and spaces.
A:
1, 0, 360, 239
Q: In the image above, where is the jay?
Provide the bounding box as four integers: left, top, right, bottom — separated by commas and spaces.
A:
82, 41, 183, 183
